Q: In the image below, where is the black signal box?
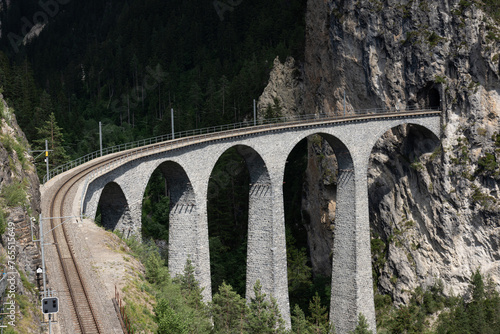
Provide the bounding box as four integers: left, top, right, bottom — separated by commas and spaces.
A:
42, 297, 59, 314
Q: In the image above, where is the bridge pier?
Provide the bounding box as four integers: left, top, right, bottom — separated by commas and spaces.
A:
326, 135, 376, 334
242, 145, 291, 328
330, 167, 376, 333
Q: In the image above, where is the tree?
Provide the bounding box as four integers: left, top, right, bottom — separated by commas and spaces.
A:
155, 298, 190, 334
308, 293, 330, 334
34, 112, 69, 178
211, 281, 247, 333
246, 280, 286, 333
351, 313, 372, 334
291, 304, 312, 334
468, 270, 486, 334
175, 258, 206, 311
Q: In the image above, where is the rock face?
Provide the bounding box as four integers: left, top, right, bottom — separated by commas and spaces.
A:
261, 0, 500, 305
0, 96, 42, 332
258, 56, 303, 118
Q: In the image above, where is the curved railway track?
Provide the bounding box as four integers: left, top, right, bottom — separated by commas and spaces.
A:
47, 156, 120, 333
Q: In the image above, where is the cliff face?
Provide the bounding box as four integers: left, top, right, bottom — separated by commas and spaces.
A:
0, 95, 41, 331
261, 0, 500, 303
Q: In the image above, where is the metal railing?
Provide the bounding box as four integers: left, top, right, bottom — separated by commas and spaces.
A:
44, 106, 440, 183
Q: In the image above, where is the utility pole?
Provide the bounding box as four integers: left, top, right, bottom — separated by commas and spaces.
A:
99, 121, 103, 157
171, 108, 175, 139
39, 214, 46, 297
253, 99, 256, 126
45, 140, 49, 182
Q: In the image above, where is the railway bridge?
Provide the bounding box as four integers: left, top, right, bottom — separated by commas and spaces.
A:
47, 109, 441, 333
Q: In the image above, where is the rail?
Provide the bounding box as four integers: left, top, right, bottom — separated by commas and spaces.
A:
44, 106, 440, 183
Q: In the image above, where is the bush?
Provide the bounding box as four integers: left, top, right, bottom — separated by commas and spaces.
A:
0, 208, 6, 235
1, 182, 27, 207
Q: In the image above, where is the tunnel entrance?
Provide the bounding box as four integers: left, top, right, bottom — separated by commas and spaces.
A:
417, 83, 441, 109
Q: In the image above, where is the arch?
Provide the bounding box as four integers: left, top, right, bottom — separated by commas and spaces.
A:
141, 160, 196, 244
207, 144, 273, 300
143, 160, 198, 279
284, 132, 369, 333
97, 182, 133, 236
156, 160, 196, 208
368, 122, 441, 304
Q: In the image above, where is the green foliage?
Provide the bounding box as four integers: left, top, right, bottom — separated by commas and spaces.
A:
1, 0, 307, 161
307, 293, 330, 333
211, 282, 247, 333
33, 112, 69, 179
435, 270, 500, 334
291, 304, 312, 334
434, 75, 447, 84
428, 32, 442, 47
483, 0, 500, 21
375, 281, 447, 333
0, 208, 6, 235
287, 246, 313, 307
371, 237, 387, 287
493, 132, 500, 147
246, 280, 286, 333
0, 134, 28, 170
264, 98, 284, 120
1, 181, 27, 207
142, 169, 170, 242
352, 313, 372, 334
155, 298, 190, 334
145, 250, 169, 286
174, 259, 208, 314
471, 184, 497, 208
477, 153, 498, 177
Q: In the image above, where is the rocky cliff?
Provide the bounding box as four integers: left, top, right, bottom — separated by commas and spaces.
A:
260, 0, 500, 304
0, 95, 42, 332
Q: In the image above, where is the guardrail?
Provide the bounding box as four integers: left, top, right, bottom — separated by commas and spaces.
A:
44, 106, 440, 183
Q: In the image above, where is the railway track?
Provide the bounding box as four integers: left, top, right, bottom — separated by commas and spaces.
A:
47, 156, 120, 333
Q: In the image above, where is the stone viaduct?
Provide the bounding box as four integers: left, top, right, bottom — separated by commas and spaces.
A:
81, 111, 441, 333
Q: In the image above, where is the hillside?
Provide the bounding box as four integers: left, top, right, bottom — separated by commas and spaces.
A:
0, 95, 41, 332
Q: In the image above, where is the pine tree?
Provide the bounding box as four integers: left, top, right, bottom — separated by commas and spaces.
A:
155, 298, 190, 334
175, 258, 206, 311
308, 293, 329, 334
34, 112, 69, 178
468, 270, 486, 334
246, 280, 286, 333
211, 281, 247, 334
171, 258, 212, 333
291, 304, 312, 334
351, 313, 372, 334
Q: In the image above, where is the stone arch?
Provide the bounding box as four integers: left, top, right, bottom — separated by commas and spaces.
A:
97, 182, 133, 237
366, 121, 441, 329
144, 160, 198, 278
284, 132, 369, 333
155, 160, 196, 209
368, 122, 441, 168
207, 144, 273, 299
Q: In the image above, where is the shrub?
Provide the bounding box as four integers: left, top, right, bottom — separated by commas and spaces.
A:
0, 208, 6, 235
1, 182, 27, 207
